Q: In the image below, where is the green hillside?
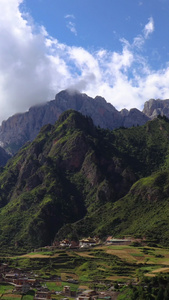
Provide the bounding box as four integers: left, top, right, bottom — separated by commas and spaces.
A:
59, 169, 169, 245
0, 111, 169, 250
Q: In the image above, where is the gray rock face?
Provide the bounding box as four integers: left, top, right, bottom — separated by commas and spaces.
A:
53, 90, 123, 129
143, 99, 169, 119
121, 108, 150, 128
0, 89, 150, 155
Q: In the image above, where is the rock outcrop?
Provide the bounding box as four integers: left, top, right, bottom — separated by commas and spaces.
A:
121, 108, 149, 128
143, 98, 169, 119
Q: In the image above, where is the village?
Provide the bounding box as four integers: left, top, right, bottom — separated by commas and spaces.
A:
0, 237, 137, 300
0, 260, 119, 300
42, 236, 134, 251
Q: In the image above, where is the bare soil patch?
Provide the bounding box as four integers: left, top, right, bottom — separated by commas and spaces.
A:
2, 294, 21, 299
21, 254, 51, 258
79, 285, 89, 290
107, 275, 129, 280
152, 267, 169, 273
105, 248, 143, 262
61, 273, 78, 281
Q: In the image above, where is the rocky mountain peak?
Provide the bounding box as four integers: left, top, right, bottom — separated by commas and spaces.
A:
0, 90, 125, 155
143, 98, 169, 119
2, 90, 167, 156
120, 108, 129, 117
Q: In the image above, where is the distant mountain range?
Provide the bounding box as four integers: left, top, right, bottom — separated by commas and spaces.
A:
1, 110, 169, 249
1, 89, 168, 155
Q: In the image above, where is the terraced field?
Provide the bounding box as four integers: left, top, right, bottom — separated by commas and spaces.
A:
0, 244, 169, 299
10, 244, 169, 280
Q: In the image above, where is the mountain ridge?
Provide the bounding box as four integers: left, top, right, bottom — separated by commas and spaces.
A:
0, 89, 150, 155
2, 89, 169, 156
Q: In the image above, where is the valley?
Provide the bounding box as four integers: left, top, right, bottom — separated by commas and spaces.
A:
1, 94, 169, 298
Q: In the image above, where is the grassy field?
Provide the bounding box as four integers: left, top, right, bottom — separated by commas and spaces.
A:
0, 284, 13, 294
22, 294, 34, 300
0, 284, 35, 300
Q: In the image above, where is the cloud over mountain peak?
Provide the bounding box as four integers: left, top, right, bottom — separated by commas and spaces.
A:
0, 1, 169, 124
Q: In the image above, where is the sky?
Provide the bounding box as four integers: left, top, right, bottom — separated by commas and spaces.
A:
0, 0, 169, 123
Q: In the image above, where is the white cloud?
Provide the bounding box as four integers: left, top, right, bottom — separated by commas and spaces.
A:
0, 0, 73, 122
66, 21, 77, 36
64, 14, 77, 36
132, 18, 154, 49
0, 2, 168, 124
65, 14, 75, 19
143, 17, 154, 38
133, 35, 145, 49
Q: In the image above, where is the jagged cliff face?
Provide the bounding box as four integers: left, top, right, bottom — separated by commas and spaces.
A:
143, 98, 169, 119
0, 102, 62, 154
121, 108, 149, 127
0, 90, 150, 155
2, 90, 169, 156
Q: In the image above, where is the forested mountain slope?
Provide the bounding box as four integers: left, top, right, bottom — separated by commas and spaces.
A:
0, 112, 169, 249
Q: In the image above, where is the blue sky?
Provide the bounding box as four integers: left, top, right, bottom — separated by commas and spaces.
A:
0, 0, 169, 122
22, 0, 169, 68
